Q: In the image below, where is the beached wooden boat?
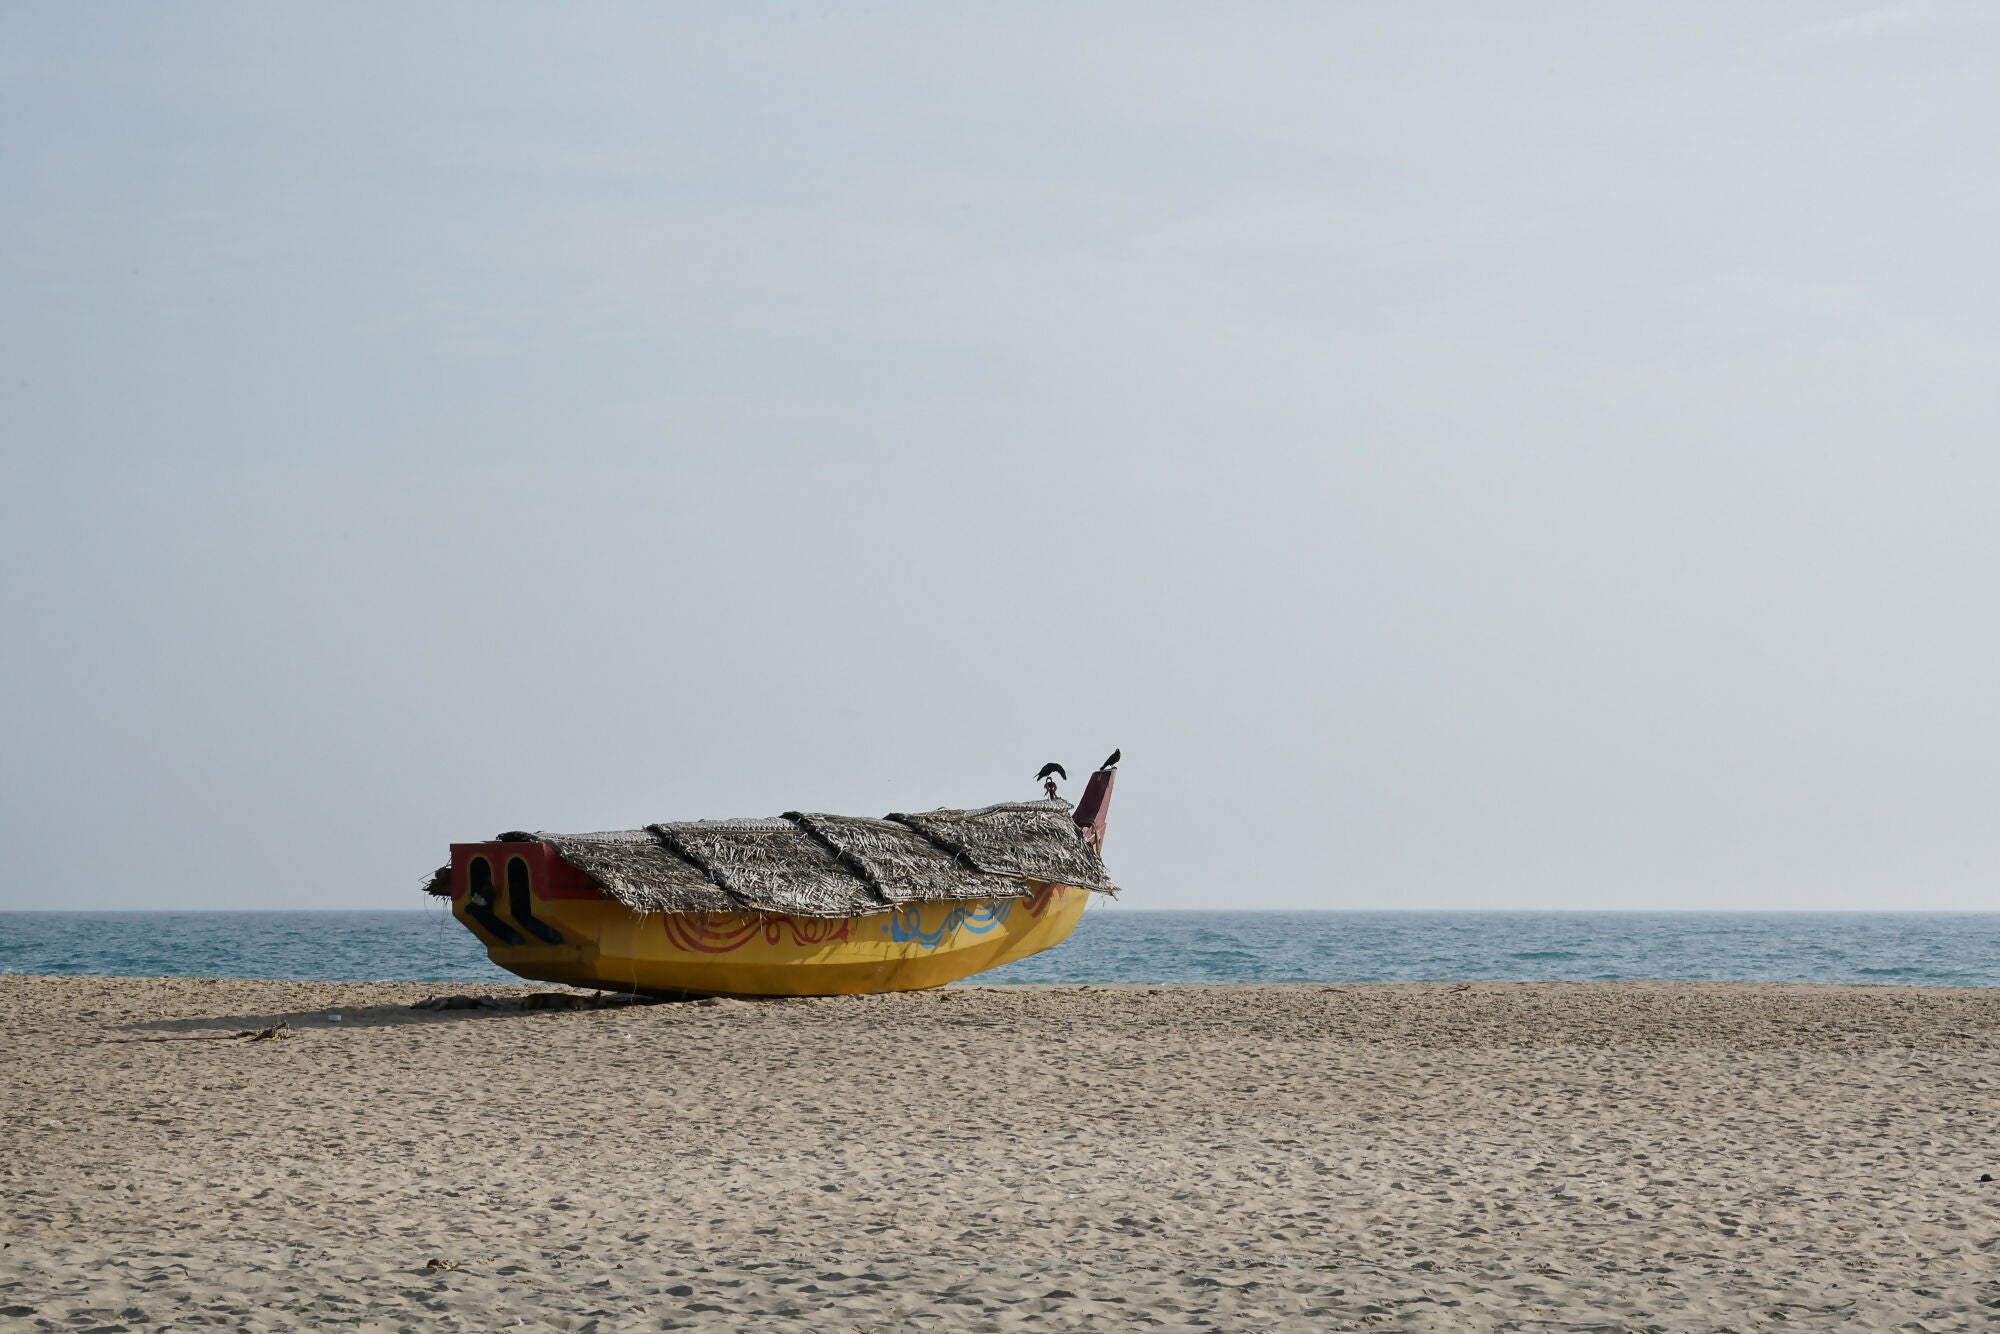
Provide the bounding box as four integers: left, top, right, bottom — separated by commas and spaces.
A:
424, 767, 1117, 996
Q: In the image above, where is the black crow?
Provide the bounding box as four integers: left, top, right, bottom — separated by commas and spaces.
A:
1100, 748, 1121, 770
1036, 762, 1068, 782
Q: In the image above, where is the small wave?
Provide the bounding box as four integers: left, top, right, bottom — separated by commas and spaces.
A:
1855, 966, 1923, 977
1509, 949, 1582, 961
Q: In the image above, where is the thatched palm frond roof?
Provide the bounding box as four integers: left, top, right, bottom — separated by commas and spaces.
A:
888, 799, 1118, 893
653, 819, 890, 918
461, 796, 1116, 918
499, 828, 744, 916
786, 811, 1021, 904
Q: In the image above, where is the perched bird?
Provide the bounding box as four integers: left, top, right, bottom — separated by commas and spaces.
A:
1100, 748, 1121, 771
1037, 761, 1067, 799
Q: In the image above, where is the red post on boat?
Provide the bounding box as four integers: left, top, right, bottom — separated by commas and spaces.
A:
1072, 768, 1116, 849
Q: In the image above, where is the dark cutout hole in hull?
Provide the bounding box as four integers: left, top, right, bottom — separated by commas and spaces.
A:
465, 857, 526, 946
507, 857, 566, 945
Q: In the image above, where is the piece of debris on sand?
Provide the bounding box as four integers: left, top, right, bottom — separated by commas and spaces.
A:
409, 994, 498, 1011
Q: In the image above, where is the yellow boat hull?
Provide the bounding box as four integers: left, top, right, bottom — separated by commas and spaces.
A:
458, 881, 1090, 996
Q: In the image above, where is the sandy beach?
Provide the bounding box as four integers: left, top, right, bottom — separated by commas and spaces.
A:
4, 976, 1999, 1331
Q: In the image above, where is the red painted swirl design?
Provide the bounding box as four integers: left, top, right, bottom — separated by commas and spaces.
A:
660, 913, 853, 955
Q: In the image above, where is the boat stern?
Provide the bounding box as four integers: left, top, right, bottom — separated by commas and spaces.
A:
442, 840, 612, 987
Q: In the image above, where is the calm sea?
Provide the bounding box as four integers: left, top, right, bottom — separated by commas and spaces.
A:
4, 909, 1999, 987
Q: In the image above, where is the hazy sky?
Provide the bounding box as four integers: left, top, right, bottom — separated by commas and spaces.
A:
4, 3, 1998, 912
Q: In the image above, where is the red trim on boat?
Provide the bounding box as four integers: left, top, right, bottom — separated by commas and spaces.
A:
1071, 769, 1115, 848
448, 843, 611, 903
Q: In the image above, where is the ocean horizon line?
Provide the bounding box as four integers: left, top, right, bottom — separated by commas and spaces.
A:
9, 909, 2000, 987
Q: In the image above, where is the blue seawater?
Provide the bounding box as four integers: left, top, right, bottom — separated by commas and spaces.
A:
982, 910, 2000, 987
0, 908, 514, 985
5, 908, 2000, 987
